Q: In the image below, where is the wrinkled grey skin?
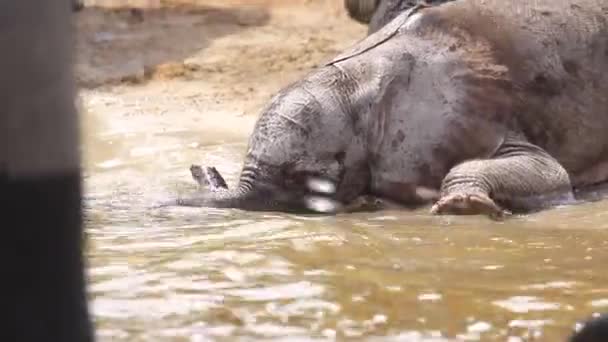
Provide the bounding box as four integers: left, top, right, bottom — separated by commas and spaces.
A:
176, 0, 608, 217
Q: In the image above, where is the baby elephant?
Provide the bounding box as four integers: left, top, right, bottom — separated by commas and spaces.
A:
176, 0, 608, 218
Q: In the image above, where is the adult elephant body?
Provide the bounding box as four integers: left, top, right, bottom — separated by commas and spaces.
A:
177, 0, 608, 217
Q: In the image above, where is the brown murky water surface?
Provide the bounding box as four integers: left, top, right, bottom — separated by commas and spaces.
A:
78, 1, 608, 341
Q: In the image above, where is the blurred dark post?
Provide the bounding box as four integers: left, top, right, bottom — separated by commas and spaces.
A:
2, 0, 93, 341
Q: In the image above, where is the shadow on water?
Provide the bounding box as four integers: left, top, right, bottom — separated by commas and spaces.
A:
74, 2, 270, 88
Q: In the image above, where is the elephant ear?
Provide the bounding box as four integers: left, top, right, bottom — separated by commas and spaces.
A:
326, 3, 430, 66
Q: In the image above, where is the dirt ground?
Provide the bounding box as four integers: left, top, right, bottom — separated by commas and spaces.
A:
76, 0, 367, 170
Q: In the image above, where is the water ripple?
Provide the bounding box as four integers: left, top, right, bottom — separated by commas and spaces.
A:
84, 135, 608, 341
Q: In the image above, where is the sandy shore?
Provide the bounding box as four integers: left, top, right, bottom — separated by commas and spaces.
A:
77, 0, 367, 171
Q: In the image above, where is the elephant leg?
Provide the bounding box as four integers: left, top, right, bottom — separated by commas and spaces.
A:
431, 133, 573, 219
72, 0, 84, 11
344, 0, 380, 24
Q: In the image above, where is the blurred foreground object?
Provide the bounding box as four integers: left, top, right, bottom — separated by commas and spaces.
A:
2, 0, 93, 341
570, 314, 608, 342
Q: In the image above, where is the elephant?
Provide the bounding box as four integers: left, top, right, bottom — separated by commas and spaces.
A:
175, 0, 608, 218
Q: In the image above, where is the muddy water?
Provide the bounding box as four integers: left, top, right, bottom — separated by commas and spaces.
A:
76, 1, 608, 339
83, 109, 608, 342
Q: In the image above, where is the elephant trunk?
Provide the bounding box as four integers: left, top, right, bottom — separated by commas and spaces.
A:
172, 173, 341, 213
344, 0, 380, 24
175, 183, 280, 211
168, 162, 343, 213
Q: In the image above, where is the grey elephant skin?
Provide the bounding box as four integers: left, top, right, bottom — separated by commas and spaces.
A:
177, 0, 608, 218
